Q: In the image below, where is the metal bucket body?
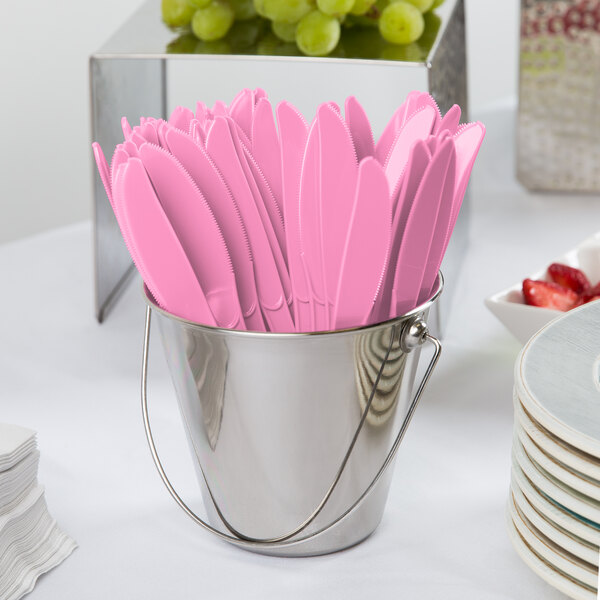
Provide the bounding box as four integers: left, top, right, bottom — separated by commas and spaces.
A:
146, 283, 441, 556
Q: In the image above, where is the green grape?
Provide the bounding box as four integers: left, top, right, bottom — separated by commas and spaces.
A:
340, 25, 385, 58
227, 19, 264, 52
296, 10, 341, 56
194, 38, 233, 53
379, 2, 424, 44
349, 0, 376, 15
229, 0, 257, 20
317, 0, 354, 17
167, 32, 199, 53
431, 0, 445, 7
346, 12, 380, 26
417, 10, 440, 55
188, 0, 211, 8
272, 21, 298, 42
257, 31, 301, 55
254, 0, 267, 17
162, 0, 196, 27
391, 0, 433, 12
262, 0, 314, 24
380, 40, 423, 60
191, 1, 235, 41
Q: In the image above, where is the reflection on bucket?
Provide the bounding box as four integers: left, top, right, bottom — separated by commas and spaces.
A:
355, 327, 408, 427
141, 276, 443, 557
184, 331, 227, 450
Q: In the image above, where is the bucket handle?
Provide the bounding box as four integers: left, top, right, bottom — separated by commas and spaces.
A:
141, 306, 441, 550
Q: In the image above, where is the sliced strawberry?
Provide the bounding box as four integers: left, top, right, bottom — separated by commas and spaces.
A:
522, 278, 579, 311
547, 263, 591, 294
579, 282, 600, 304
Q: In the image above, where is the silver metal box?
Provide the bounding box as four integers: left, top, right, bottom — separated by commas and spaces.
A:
90, 0, 467, 327
518, 0, 600, 192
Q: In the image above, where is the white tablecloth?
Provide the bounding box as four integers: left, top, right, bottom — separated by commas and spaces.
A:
2, 102, 600, 599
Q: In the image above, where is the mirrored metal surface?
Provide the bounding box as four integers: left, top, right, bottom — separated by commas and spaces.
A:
518, 0, 600, 192
147, 283, 441, 556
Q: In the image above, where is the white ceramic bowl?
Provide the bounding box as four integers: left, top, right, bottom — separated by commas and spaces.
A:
484, 232, 600, 344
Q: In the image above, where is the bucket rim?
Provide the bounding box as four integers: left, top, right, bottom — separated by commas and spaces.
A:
142, 272, 443, 339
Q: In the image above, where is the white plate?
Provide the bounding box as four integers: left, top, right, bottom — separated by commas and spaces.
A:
507, 494, 598, 592
516, 425, 600, 501
511, 481, 598, 565
513, 435, 600, 525
516, 300, 600, 459
485, 231, 600, 344
515, 395, 600, 482
512, 461, 600, 546
507, 507, 596, 600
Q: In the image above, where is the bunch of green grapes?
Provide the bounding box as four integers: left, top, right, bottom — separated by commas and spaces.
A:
162, 0, 445, 57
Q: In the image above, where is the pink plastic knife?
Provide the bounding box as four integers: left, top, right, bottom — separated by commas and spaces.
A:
252, 98, 284, 218
417, 142, 456, 305
375, 90, 421, 165
226, 118, 292, 305
318, 103, 358, 324
139, 142, 246, 330
299, 115, 328, 331
345, 96, 375, 161
373, 140, 431, 323
333, 157, 392, 330
384, 104, 437, 200
276, 100, 312, 332
391, 138, 455, 317
112, 158, 216, 325
164, 125, 265, 331
92, 142, 113, 207
206, 117, 293, 332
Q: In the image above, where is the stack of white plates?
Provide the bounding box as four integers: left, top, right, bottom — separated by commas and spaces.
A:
0, 423, 76, 600
509, 301, 600, 600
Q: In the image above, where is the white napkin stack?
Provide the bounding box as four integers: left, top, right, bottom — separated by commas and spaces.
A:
0, 423, 76, 600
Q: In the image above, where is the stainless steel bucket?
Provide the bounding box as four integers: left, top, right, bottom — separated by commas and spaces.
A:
141, 277, 443, 557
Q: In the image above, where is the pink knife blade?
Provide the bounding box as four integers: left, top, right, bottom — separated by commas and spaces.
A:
189, 118, 206, 146
384, 105, 437, 200
436, 104, 461, 135
113, 158, 216, 325
212, 100, 228, 117
138, 142, 246, 330
373, 140, 431, 323
276, 100, 312, 332
391, 138, 455, 318
228, 88, 254, 141
433, 122, 486, 292
252, 97, 284, 219
414, 92, 441, 131
110, 145, 130, 191
164, 125, 265, 331
205, 117, 293, 332
345, 96, 375, 161
317, 103, 358, 324
417, 141, 456, 305
375, 90, 421, 165
333, 157, 392, 330
299, 115, 328, 331
92, 142, 113, 207
168, 106, 194, 132
241, 141, 287, 265
451, 122, 486, 228
121, 117, 132, 140
226, 117, 292, 309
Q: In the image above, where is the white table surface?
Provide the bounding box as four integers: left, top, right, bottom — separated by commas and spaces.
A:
2, 102, 600, 599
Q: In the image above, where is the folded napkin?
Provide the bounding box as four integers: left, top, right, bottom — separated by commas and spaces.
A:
0, 424, 76, 600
